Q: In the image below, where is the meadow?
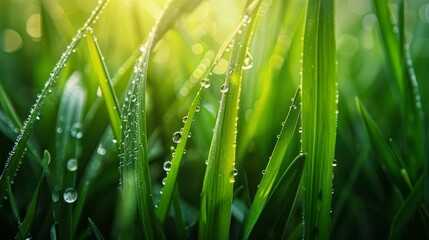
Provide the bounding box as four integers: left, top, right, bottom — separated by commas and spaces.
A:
0, 0, 428, 239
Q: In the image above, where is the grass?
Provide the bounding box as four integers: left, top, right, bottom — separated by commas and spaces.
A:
1, 0, 429, 239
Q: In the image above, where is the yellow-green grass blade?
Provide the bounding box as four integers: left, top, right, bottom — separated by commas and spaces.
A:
356, 98, 408, 194
86, 29, 122, 143
199, 1, 262, 239
15, 150, 50, 240
245, 154, 306, 239
54, 72, 86, 240
301, 0, 337, 239
0, 0, 110, 201
88, 218, 105, 240
242, 87, 301, 239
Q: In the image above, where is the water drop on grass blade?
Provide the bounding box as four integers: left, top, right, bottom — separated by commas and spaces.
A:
172, 131, 182, 143
220, 84, 229, 93
67, 158, 78, 171
163, 161, 172, 172
63, 188, 78, 203
242, 51, 253, 70
70, 122, 83, 139
201, 78, 210, 88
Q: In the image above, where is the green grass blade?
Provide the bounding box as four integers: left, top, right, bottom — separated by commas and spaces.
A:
86, 28, 122, 143
15, 150, 50, 240
390, 177, 425, 239
7, 176, 21, 226
246, 154, 306, 239
88, 218, 105, 240
199, 1, 261, 239
0, 0, 110, 201
242, 87, 301, 239
54, 72, 86, 240
0, 81, 22, 129
301, 0, 337, 238
356, 98, 408, 194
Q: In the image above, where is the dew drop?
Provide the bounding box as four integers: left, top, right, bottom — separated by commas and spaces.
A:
188, 132, 192, 138
332, 159, 337, 167
112, 139, 118, 144
262, 169, 266, 175
67, 159, 78, 171
205, 159, 208, 165
97, 146, 106, 155
242, 52, 253, 70
220, 84, 229, 93
298, 127, 302, 133
201, 78, 210, 88
172, 131, 182, 143
56, 127, 63, 134
233, 168, 238, 176
162, 178, 167, 185
70, 123, 83, 139
182, 116, 188, 123
163, 161, 172, 172
63, 188, 78, 203
196, 105, 201, 112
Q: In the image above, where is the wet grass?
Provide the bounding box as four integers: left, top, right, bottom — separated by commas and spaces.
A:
0, 0, 428, 239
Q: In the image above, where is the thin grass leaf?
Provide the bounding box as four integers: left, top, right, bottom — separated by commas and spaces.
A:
86, 28, 122, 142
355, 98, 408, 194
172, 187, 187, 240
199, 1, 261, 239
301, 0, 337, 238
15, 150, 50, 240
0, 0, 110, 200
242, 87, 301, 239
88, 218, 105, 240
247, 154, 306, 240
0, 81, 21, 129
390, 177, 425, 239
7, 176, 21, 225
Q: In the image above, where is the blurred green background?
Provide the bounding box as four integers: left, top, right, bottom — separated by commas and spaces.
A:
0, 0, 428, 239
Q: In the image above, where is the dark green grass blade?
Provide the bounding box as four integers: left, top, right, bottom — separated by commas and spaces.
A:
390, 177, 426, 239
301, 0, 337, 239
246, 154, 306, 240
242, 88, 301, 239
0, 0, 110, 201
7, 176, 21, 225
199, 1, 261, 239
86, 28, 122, 142
15, 150, 50, 240
88, 218, 105, 240
356, 98, 408, 193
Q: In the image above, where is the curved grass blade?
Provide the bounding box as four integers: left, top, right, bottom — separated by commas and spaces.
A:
199, 1, 262, 239
355, 98, 408, 194
301, 0, 337, 238
242, 87, 301, 239
0, 0, 110, 200
156, 1, 263, 222
0, 81, 21, 129
86, 28, 122, 143
245, 154, 305, 240
15, 150, 50, 240
88, 218, 105, 240
390, 177, 425, 239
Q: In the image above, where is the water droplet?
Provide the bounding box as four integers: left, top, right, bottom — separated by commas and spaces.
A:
63, 188, 78, 203
182, 116, 188, 123
70, 123, 83, 139
332, 159, 337, 167
220, 84, 229, 93
298, 127, 302, 133
262, 169, 266, 175
172, 131, 182, 143
162, 178, 167, 185
56, 127, 63, 134
233, 168, 238, 176
163, 161, 172, 172
242, 52, 253, 70
36, 115, 41, 120
188, 132, 192, 138
97, 146, 106, 155
196, 105, 201, 112
201, 78, 210, 88
112, 139, 118, 144
67, 159, 78, 171
277, 134, 280, 139
205, 159, 208, 165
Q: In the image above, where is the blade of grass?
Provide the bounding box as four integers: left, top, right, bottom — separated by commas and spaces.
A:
54, 72, 86, 240
0, 81, 21, 129
86, 28, 122, 143
242, 87, 301, 239
88, 218, 105, 240
246, 154, 306, 240
390, 177, 425, 239
355, 98, 408, 194
199, 1, 262, 239
0, 0, 110, 201
15, 150, 50, 240
301, 0, 337, 238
